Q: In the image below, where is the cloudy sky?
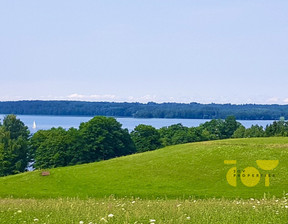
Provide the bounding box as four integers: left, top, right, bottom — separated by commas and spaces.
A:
0, 1, 287, 104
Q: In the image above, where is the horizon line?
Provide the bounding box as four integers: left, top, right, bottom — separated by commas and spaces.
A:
0, 99, 288, 106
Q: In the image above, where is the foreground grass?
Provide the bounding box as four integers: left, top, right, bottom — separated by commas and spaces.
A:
0, 196, 288, 224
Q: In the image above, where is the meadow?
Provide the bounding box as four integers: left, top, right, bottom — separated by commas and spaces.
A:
0, 137, 287, 199
0, 137, 287, 223
1, 196, 288, 224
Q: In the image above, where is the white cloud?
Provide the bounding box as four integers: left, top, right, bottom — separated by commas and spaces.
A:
266, 97, 279, 104
90, 94, 116, 100
68, 93, 85, 99
66, 93, 176, 103
67, 93, 117, 101
139, 95, 158, 102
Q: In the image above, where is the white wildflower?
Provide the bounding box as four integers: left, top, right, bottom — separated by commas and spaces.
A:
79, 221, 84, 224
100, 218, 108, 223
186, 216, 191, 220
108, 214, 114, 218
285, 205, 288, 209
149, 219, 156, 223
33, 218, 39, 222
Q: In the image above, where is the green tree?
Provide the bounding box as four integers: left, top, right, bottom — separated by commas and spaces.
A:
244, 125, 265, 138
189, 127, 204, 142
221, 116, 240, 138
31, 116, 135, 169
265, 121, 288, 137
3, 115, 29, 140
159, 124, 193, 146
0, 115, 30, 176
199, 119, 224, 140
79, 116, 135, 162
131, 124, 162, 152
31, 127, 78, 169
232, 125, 246, 138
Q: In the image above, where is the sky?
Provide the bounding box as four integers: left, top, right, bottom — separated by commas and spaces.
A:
0, 1, 288, 104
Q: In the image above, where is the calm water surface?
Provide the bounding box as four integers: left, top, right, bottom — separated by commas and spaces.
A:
0, 114, 277, 133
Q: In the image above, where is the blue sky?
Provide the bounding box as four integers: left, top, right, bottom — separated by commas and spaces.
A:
0, 1, 287, 104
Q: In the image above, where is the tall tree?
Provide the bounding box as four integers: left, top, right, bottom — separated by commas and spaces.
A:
221, 116, 240, 138
159, 123, 193, 146
265, 121, 288, 137
79, 116, 136, 162
0, 115, 30, 176
244, 125, 265, 138
2, 115, 29, 140
199, 119, 224, 140
31, 127, 78, 169
232, 125, 246, 138
131, 124, 162, 152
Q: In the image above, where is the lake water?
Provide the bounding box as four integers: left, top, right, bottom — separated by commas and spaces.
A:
0, 114, 277, 133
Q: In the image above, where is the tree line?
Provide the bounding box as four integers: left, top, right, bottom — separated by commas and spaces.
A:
0, 115, 288, 176
1, 100, 288, 120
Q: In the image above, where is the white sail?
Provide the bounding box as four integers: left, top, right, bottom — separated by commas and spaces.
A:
32, 121, 37, 129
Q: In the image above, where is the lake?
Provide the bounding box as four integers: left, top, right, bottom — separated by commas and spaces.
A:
0, 114, 278, 133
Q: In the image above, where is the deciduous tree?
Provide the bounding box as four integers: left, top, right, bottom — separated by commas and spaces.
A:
131, 124, 162, 152
0, 115, 30, 176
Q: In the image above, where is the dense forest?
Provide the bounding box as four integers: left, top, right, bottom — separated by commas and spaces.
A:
0, 100, 288, 120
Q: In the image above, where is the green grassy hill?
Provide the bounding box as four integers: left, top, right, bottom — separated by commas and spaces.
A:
0, 137, 287, 199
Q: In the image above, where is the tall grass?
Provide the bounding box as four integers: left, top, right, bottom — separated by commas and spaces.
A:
0, 196, 288, 223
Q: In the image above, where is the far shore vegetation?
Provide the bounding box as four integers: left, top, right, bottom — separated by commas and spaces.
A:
1, 100, 288, 119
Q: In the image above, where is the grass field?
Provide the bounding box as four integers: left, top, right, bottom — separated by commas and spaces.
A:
0, 137, 287, 223
1, 197, 288, 223
0, 137, 287, 199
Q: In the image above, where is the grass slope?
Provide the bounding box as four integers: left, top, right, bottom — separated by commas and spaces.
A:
0, 137, 287, 199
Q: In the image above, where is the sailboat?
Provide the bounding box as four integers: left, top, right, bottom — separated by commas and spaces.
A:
32, 121, 37, 129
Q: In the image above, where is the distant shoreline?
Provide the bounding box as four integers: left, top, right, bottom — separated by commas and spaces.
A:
0, 100, 287, 120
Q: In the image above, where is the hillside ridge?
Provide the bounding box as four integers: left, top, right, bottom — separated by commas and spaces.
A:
0, 137, 287, 199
